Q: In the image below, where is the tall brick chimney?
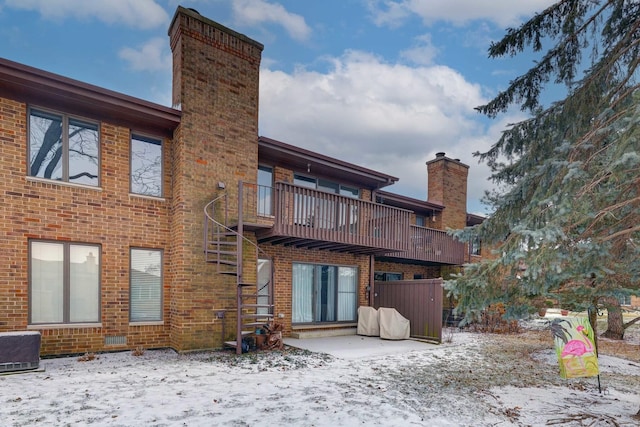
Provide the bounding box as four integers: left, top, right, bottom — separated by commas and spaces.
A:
426, 152, 469, 230
168, 7, 263, 351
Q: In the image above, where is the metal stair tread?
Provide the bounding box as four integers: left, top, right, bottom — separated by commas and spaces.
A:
242, 322, 270, 328
205, 240, 236, 246
207, 250, 237, 262
216, 259, 238, 266
205, 206, 275, 355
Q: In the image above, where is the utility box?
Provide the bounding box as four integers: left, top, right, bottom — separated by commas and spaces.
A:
0, 331, 42, 373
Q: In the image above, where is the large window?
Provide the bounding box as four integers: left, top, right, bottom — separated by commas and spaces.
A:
29, 241, 100, 324
131, 134, 163, 197
29, 109, 100, 186
130, 249, 163, 322
292, 263, 357, 324
293, 174, 359, 230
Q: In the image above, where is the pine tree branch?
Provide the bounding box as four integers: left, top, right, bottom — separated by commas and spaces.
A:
478, 0, 612, 117
623, 315, 640, 330
601, 225, 640, 242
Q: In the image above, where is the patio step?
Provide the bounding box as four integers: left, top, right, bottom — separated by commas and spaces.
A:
290, 327, 357, 339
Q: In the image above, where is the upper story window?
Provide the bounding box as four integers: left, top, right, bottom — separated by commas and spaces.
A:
293, 174, 359, 198
415, 215, 426, 227
131, 134, 163, 197
28, 108, 100, 186
292, 174, 360, 230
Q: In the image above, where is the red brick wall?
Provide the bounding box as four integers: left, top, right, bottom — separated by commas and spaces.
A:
167, 8, 263, 351
426, 154, 469, 231
373, 260, 441, 280
259, 245, 371, 336
0, 97, 172, 355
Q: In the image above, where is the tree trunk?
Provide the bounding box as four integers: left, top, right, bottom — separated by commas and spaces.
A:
601, 297, 624, 340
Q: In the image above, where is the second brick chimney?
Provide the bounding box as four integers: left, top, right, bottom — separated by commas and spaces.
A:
426, 152, 469, 230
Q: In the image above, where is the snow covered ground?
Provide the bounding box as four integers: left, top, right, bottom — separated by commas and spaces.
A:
1, 327, 638, 426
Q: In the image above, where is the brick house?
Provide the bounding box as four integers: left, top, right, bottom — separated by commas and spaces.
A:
0, 7, 483, 356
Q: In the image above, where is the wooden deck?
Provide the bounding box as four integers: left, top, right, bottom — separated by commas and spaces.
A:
237, 181, 464, 262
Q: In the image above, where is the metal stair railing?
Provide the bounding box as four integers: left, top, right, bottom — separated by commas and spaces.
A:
204, 187, 275, 354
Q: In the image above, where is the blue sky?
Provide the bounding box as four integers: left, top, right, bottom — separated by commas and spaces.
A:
0, 0, 558, 215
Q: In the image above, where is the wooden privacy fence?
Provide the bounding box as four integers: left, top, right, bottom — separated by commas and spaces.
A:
373, 278, 443, 342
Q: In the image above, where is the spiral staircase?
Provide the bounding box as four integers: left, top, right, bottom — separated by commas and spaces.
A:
204, 192, 274, 354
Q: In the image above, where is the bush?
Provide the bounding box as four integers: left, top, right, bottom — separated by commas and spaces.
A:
471, 303, 520, 334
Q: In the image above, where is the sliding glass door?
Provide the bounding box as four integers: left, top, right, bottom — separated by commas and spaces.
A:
292, 263, 357, 324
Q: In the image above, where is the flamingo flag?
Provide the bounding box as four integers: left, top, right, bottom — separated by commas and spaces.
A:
551, 318, 599, 379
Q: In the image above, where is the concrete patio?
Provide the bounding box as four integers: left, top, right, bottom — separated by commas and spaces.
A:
284, 334, 438, 359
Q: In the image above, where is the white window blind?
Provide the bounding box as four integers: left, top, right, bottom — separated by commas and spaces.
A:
130, 249, 162, 322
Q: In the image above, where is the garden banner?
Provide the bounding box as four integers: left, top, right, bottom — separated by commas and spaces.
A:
551, 318, 599, 379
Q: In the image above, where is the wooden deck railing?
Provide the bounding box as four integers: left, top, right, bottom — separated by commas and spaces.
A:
383, 225, 465, 264
238, 181, 463, 261
273, 181, 410, 252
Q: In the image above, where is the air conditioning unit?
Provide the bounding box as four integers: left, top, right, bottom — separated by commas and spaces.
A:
0, 331, 41, 373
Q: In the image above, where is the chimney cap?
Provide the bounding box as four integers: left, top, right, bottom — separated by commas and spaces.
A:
435, 152, 445, 158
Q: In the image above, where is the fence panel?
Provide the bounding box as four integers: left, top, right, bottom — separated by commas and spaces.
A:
373, 279, 443, 342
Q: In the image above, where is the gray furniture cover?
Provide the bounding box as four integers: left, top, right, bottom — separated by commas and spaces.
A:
378, 307, 410, 340
356, 306, 380, 336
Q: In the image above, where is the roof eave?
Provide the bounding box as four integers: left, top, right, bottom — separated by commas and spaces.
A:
259, 136, 398, 189
376, 190, 444, 213
0, 58, 181, 138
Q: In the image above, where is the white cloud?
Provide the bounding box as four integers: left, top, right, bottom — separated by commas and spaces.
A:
368, 0, 557, 28
400, 34, 438, 65
4, 0, 168, 29
259, 50, 507, 213
119, 37, 171, 72
232, 0, 311, 42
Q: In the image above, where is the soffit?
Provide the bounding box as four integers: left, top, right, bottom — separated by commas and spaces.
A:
375, 190, 444, 214
258, 136, 398, 190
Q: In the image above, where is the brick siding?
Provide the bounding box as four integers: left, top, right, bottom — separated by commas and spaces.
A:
167, 7, 263, 351
0, 97, 172, 355
0, 7, 474, 356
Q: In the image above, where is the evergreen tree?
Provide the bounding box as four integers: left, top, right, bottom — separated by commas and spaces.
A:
446, 0, 640, 342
